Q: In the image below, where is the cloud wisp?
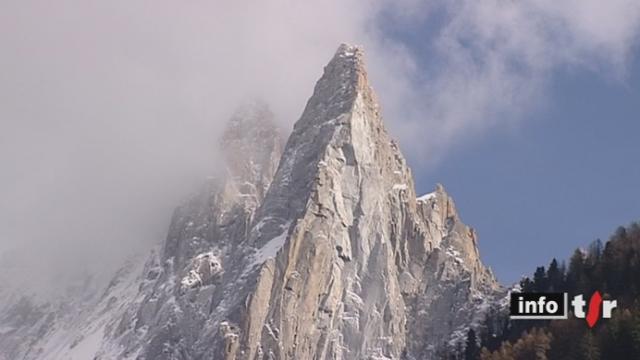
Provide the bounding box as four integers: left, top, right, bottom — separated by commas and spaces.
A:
378, 0, 640, 162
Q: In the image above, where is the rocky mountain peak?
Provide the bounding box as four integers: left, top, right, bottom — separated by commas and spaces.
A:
0, 45, 502, 360
220, 100, 284, 199
326, 43, 366, 85
220, 44, 501, 359
222, 100, 276, 144
293, 43, 378, 132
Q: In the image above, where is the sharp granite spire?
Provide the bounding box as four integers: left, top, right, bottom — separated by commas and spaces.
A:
221, 100, 284, 199
0, 45, 502, 360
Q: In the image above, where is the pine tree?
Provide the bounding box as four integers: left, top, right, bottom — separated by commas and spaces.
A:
532, 328, 552, 360
546, 258, 564, 291
548, 318, 584, 360
520, 277, 534, 292
588, 239, 603, 263
497, 341, 514, 360
464, 328, 480, 360
533, 266, 548, 292
479, 347, 493, 360
632, 306, 640, 357
579, 332, 600, 360
567, 249, 586, 293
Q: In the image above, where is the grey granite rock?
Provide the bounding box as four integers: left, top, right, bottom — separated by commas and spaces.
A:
0, 45, 502, 360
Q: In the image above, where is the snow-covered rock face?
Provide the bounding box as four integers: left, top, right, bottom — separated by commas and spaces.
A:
0, 45, 502, 360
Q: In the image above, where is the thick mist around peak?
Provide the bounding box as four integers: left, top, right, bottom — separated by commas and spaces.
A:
0, 0, 398, 294
1, 0, 639, 294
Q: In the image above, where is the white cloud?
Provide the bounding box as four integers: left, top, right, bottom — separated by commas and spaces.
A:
0, 0, 396, 292
383, 0, 640, 161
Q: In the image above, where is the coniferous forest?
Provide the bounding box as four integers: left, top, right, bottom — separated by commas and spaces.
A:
451, 221, 640, 360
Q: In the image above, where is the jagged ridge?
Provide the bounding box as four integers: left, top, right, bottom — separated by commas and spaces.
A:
0, 44, 502, 360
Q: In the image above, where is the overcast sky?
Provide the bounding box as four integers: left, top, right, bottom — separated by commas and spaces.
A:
1, 0, 640, 291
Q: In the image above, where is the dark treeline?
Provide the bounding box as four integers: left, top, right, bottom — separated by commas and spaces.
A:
448, 221, 640, 360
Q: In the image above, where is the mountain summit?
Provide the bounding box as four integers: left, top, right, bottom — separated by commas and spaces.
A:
0, 44, 501, 360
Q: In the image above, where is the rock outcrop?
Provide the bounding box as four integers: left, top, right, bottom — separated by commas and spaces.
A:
119, 44, 499, 359
0, 45, 501, 360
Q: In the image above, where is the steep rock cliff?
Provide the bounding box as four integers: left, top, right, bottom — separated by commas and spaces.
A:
0, 45, 501, 360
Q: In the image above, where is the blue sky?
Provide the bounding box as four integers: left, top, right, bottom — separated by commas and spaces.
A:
411, 48, 640, 284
